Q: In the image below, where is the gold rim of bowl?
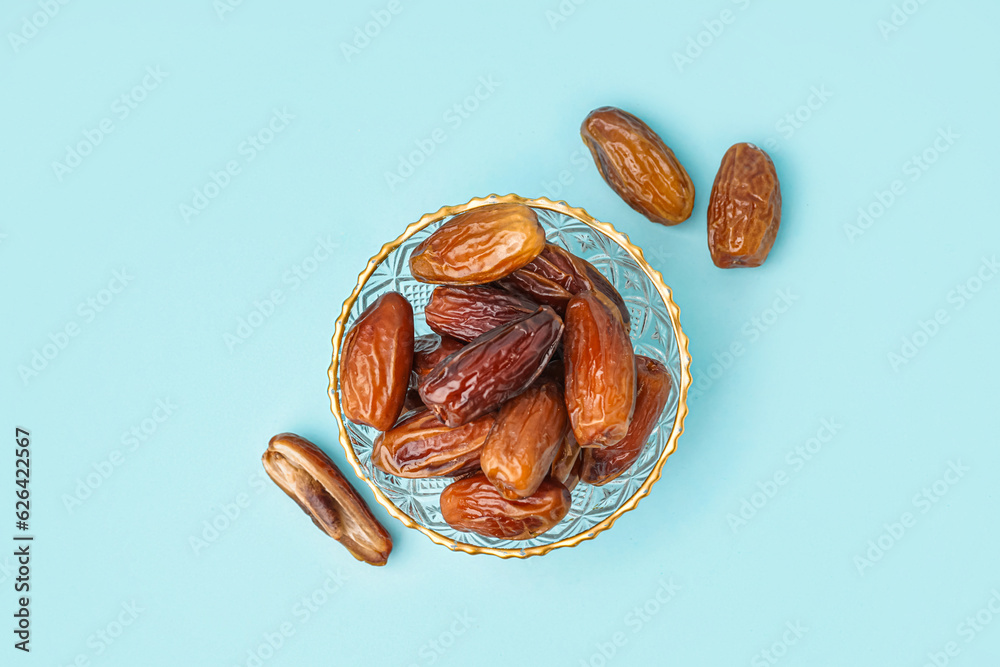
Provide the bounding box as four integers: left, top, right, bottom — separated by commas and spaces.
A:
327, 193, 691, 558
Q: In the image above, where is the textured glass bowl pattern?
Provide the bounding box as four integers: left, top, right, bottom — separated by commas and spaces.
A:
328, 195, 690, 558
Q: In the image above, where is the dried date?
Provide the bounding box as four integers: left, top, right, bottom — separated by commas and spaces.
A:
480, 379, 569, 499
564, 290, 636, 447
340, 292, 414, 432
419, 306, 564, 427
581, 106, 695, 225
440, 473, 571, 540
424, 285, 537, 342
581, 355, 672, 485
372, 409, 494, 478
262, 433, 392, 566
409, 203, 546, 285
707, 142, 782, 268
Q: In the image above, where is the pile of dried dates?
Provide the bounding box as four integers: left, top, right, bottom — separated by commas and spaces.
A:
582, 106, 783, 268
340, 203, 672, 541
267, 104, 782, 562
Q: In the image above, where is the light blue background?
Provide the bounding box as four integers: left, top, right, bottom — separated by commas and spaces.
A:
3, 1, 999, 665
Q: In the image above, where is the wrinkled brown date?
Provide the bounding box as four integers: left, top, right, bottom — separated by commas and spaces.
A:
707, 142, 782, 268
481, 379, 569, 499
424, 285, 537, 342
564, 290, 636, 447
419, 306, 564, 427
412, 334, 465, 379
372, 409, 494, 478
581, 107, 695, 225
550, 431, 581, 492
500, 243, 631, 327
340, 292, 414, 432
581, 355, 672, 485
440, 473, 571, 540
262, 433, 392, 566
409, 203, 546, 285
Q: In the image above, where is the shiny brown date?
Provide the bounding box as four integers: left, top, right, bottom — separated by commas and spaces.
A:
419, 306, 564, 427
412, 334, 465, 379
440, 473, 571, 540
708, 142, 782, 268
500, 243, 631, 327
424, 285, 537, 342
372, 409, 494, 478
581, 107, 695, 225
481, 379, 569, 499
409, 203, 546, 285
564, 290, 636, 447
340, 292, 414, 432
262, 433, 392, 566
550, 431, 581, 492
581, 355, 672, 485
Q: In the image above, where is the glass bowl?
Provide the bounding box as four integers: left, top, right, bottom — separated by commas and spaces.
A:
327, 194, 691, 558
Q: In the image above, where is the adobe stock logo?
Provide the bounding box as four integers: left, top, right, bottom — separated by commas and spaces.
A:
919, 589, 1000, 667
18, 268, 134, 386
405, 611, 476, 667
545, 0, 589, 31
727, 418, 843, 533
853, 460, 969, 576
51, 66, 169, 182
60, 600, 146, 665
62, 398, 179, 514
761, 86, 834, 155
189, 470, 269, 556
878, 0, 932, 41
340, 0, 404, 63
751, 621, 808, 667
843, 127, 958, 243
672, 0, 755, 73
233, 569, 351, 667
383, 76, 501, 192
887, 255, 997, 371
539, 148, 592, 201
690, 288, 799, 400
577, 578, 681, 667
7, 0, 73, 53
214, 0, 248, 21
179, 108, 295, 224
223, 236, 339, 352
